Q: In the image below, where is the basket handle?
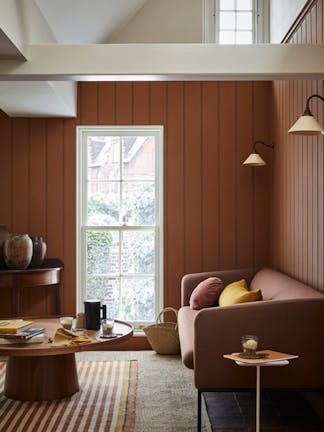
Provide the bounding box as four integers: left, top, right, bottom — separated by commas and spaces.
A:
156, 307, 178, 328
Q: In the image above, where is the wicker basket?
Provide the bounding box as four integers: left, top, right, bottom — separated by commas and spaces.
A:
144, 307, 180, 355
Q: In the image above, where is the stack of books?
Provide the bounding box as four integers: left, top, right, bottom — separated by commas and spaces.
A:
0, 320, 45, 343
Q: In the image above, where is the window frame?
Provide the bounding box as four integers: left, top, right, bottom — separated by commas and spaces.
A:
76, 125, 164, 326
202, 0, 269, 44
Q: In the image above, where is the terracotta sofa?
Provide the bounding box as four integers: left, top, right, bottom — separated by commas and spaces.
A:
178, 267, 324, 428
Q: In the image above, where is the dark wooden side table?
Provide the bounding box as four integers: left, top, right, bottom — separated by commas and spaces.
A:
0, 258, 63, 317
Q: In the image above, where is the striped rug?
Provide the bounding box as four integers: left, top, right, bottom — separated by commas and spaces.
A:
0, 360, 137, 432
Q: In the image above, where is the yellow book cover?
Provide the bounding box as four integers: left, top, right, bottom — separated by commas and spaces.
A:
0, 320, 33, 334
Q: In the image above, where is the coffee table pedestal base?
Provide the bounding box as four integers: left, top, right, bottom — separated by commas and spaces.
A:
4, 353, 79, 401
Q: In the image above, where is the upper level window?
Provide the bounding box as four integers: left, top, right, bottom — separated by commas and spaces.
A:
219, 0, 253, 44
203, 0, 269, 43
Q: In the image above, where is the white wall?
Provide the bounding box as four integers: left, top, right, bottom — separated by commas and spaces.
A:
110, 0, 203, 43
270, 0, 307, 43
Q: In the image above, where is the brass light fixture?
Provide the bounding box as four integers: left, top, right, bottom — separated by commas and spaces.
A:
242, 140, 274, 167
288, 94, 324, 136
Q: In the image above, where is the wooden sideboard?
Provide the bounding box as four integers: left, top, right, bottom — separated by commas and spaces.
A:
0, 258, 63, 318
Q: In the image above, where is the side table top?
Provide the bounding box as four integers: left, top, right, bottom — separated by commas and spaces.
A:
224, 350, 299, 365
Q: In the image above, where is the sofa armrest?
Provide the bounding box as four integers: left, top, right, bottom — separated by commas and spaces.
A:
193, 298, 324, 390
181, 267, 258, 306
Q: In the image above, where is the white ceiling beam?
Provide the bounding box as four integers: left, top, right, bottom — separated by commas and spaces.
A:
0, 43, 323, 81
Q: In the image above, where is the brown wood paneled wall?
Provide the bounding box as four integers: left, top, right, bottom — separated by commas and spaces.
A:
271, 0, 324, 292
0, 81, 272, 316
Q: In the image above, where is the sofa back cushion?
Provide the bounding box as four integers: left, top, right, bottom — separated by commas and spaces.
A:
250, 268, 324, 300
218, 279, 262, 306
189, 277, 224, 310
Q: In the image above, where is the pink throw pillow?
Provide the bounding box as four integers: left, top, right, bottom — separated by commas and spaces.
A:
189, 277, 224, 310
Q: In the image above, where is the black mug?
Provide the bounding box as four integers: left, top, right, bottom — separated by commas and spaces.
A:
84, 300, 107, 330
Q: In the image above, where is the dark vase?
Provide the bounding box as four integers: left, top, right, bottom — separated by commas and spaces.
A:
29, 236, 47, 268
0, 225, 10, 269
4, 233, 33, 270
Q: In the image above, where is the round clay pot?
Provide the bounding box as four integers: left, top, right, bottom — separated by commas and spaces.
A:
0, 225, 10, 269
29, 236, 47, 268
4, 233, 33, 270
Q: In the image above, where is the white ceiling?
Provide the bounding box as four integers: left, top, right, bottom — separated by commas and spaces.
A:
34, 0, 148, 44
0, 0, 148, 117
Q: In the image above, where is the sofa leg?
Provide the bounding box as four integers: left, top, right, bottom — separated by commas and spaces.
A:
197, 389, 202, 432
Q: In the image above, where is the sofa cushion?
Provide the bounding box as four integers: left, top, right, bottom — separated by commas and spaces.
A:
250, 268, 324, 300
178, 306, 198, 369
218, 279, 262, 306
189, 277, 224, 310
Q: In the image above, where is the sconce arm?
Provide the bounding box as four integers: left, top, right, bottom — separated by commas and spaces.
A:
304, 94, 324, 116
252, 140, 275, 153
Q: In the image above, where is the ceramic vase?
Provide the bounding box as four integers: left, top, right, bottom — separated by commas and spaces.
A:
4, 233, 33, 270
29, 236, 47, 268
0, 225, 10, 269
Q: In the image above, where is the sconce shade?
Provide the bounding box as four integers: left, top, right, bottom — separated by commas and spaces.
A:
242, 152, 266, 166
288, 114, 323, 136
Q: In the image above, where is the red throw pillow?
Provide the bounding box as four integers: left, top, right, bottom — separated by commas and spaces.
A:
189, 277, 224, 310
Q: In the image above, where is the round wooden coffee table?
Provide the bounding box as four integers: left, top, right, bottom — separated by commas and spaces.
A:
0, 318, 133, 401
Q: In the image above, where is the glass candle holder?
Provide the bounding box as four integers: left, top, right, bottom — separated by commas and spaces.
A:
101, 318, 114, 336
241, 335, 258, 356
60, 316, 73, 330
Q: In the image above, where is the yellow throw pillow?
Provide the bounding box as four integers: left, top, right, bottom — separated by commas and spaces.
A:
218, 279, 262, 306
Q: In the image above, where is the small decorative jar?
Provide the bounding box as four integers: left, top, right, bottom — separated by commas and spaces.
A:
29, 236, 47, 268
4, 233, 33, 270
0, 225, 10, 269
241, 335, 259, 357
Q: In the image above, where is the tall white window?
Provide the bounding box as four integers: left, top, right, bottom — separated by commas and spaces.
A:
77, 126, 163, 327
203, 0, 269, 43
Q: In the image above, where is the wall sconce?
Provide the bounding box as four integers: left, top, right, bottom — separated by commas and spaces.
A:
288, 94, 324, 136
242, 140, 274, 167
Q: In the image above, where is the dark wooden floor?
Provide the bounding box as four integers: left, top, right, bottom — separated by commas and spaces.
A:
204, 391, 324, 432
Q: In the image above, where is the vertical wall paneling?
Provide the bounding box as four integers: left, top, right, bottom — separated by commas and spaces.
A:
115, 82, 133, 124
184, 82, 202, 272
0, 112, 12, 225
79, 82, 98, 124
98, 82, 116, 125
165, 82, 185, 307
219, 82, 236, 269
133, 82, 150, 124
236, 82, 254, 268
0, 80, 272, 316
12, 119, 29, 233
29, 119, 47, 236
253, 82, 272, 267
201, 82, 220, 270
63, 118, 77, 315
272, 0, 324, 292
164, 82, 185, 304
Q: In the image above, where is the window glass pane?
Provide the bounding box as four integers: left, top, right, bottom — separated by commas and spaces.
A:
220, 0, 234, 9
122, 136, 155, 180
219, 12, 235, 30
87, 136, 120, 181
236, 0, 252, 10
87, 230, 119, 275
121, 278, 155, 321
236, 31, 253, 44
219, 31, 236, 44
122, 182, 155, 225
122, 230, 154, 274
87, 184, 120, 226
237, 12, 252, 29
86, 277, 119, 318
